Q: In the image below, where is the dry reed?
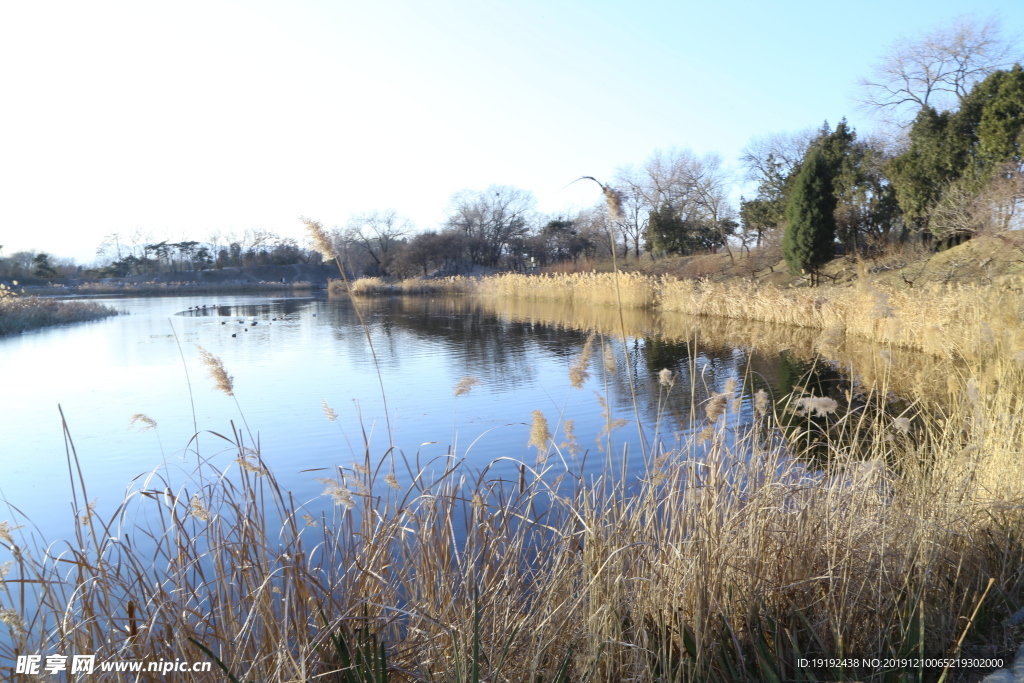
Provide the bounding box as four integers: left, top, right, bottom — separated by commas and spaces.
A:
0, 290, 118, 335
333, 276, 475, 297
4, 274, 1024, 681
468, 268, 1024, 366
3, 356, 1019, 680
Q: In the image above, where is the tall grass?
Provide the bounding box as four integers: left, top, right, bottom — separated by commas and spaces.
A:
472, 268, 1024, 362
333, 276, 474, 296
0, 287, 119, 335
4, 238, 1024, 680
659, 272, 1024, 361
477, 272, 662, 309
2, 333, 1022, 681
470, 295, 963, 403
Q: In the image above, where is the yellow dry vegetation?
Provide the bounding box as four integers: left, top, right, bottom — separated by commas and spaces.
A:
474, 267, 1024, 362
7, 265, 1024, 680
0, 287, 118, 335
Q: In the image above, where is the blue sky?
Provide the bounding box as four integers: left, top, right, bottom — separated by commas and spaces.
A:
2, 0, 1023, 263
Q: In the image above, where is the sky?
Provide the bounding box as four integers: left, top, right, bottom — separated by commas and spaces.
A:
2, 0, 1024, 264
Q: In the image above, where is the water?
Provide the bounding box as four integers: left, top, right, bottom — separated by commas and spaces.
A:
2, 293, 802, 545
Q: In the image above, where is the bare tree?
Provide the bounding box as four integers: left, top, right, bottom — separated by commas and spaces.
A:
96, 233, 125, 261
344, 209, 411, 276
127, 227, 153, 260
858, 15, 1021, 125
445, 186, 536, 267
610, 169, 651, 258
618, 148, 736, 257
740, 129, 815, 187
929, 162, 1024, 240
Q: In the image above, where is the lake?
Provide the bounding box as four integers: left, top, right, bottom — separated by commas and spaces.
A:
2, 292, 850, 544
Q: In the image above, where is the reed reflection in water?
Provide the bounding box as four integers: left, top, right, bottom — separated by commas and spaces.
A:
0, 291, 950, 544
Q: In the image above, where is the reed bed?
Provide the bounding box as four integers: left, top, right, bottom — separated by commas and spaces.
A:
470, 296, 966, 403
476, 272, 663, 309
470, 269, 1024, 362
2, 338, 1023, 681
0, 288, 119, 335
333, 276, 474, 296
659, 274, 1024, 361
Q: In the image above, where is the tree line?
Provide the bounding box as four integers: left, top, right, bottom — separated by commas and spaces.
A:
11, 17, 1020, 285
339, 18, 1024, 283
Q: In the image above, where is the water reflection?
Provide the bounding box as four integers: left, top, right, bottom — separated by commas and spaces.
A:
2, 292, 948, 547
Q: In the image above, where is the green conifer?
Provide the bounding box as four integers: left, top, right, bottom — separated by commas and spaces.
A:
782, 149, 836, 283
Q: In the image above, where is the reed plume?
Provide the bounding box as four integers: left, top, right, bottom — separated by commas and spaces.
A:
453, 376, 480, 397
528, 410, 551, 450
196, 345, 234, 397
127, 414, 157, 431
189, 494, 211, 522
569, 334, 595, 389
303, 217, 338, 261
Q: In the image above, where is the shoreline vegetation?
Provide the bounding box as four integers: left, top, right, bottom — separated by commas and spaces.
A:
2, 315, 1021, 681
5, 256, 1024, 680
24, 279, 322, 296
338, 264, 1024, 362
0, 284, 120, 336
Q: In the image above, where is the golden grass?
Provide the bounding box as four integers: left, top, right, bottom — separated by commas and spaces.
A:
2, 335, 1021, 681
659, 274, 1024, 361
476, 271, 662, 308
5, 266, 1024, 680
468, 295, 960, 404
470, 268, 1024, 363
0, 293, 118, 335
332, 276, 474, 297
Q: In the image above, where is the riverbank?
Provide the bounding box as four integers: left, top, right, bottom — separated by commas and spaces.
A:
0, 290, 119, 335
5, 337, 1020, 681
475, 268, 1024, 361
339, 260, 1022, 363
30, 280, 321, 296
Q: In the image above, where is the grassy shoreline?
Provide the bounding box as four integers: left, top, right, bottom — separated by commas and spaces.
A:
2, 341, 1020, 681
0, 294, 120, 335
344, 267, 1024, 362
4, 270, 1024, 680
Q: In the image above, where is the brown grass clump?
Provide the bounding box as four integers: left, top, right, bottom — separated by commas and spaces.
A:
470, 269, 1024, 362
476, 272, 661, 309
396, 276, 473, 295
347, 276, 388, 295
332, 276, 474, 297
0, 289, 118, 335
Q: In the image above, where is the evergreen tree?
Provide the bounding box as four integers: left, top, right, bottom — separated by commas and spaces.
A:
32, 253, 58, 278
782, 149, 836, 283
814, 119, 901, 253
646, 204, 695, 255
886, 65, 1024, 240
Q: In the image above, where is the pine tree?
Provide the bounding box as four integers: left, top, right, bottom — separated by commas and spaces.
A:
886, 65, 1024, 239
782, 149, 837, 284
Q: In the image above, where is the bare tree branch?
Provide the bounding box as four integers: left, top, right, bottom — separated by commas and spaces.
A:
857, 15, 1021, 126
